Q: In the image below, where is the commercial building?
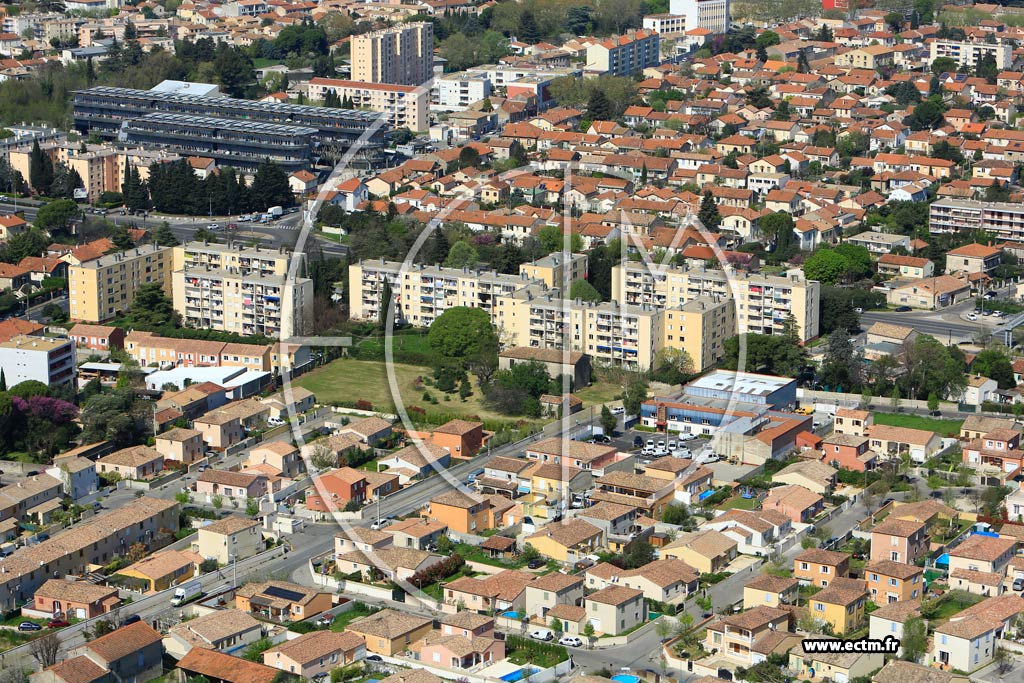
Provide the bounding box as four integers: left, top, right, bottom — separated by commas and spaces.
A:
72, 86, 387, 166
586, 30, 660, 77
307, 78, 428, 132
611, 261, 820, 342
665, 0, 730, 33
351, 23, 433, 87
171, 242, 313, 338
432, 74, 492, 112
123, 113, 316, 173
69, 244, 172, 323
929, 40, 1012, 70
0, 335, 75, 387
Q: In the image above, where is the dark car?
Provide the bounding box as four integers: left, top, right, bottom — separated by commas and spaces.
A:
591, 434, 611, 444
894, 306, 912, 312
633, 436, 644, 449
930, 410, 942, 417
366, 655, 384, 662
25, 471, 38, 476
18, 622, 42, 632
47, 619, 70, 629
527, 558, 546, 569
123, 614, 141, 625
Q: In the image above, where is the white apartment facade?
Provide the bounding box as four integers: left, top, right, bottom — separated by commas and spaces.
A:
432, 74, 492, 112
662, 0, 731, 33
0, 335, 76, 387
929, 41, 1012, 69
307, 78, 428, 132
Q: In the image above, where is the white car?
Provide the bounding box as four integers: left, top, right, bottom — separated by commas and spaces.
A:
610, 406, 625, 415
370, 518, 392, 530
207, 223, 220, 230
854, 307, 863, 314
268, 417, 285, 426
559, 636, 583, 647
530, 629, 553, 641
967, 313, 978, 321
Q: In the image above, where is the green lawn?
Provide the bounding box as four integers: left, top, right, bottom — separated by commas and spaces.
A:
574, 379, 623, 405
872, 412, 963, 437
330, 603, 380, 631
931, 591, 984, 622
717, 495, 759, 511
295, 358, 517, 424
505, 635, 569, 668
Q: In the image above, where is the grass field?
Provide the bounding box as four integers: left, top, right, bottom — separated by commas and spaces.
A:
718, 495, 759, 511
575, 380, 623, 405
872, 412, 964, 437
296, 359, 521, 423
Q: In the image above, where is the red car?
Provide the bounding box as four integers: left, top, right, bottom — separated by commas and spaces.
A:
47, 619, 70, 629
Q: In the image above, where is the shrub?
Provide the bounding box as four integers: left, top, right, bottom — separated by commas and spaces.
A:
408, 553, 465, 588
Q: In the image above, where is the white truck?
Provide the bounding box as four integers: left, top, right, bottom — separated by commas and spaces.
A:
170, 580, 202, 606
267, 206, 283, 218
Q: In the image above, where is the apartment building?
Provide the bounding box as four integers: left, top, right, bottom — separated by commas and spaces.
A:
432, 74, 492, 112
586, 30, 660, 77
171, 242, 313, 338
351, 23, 433, 87
662, 296, 735, 372
348, 259, 532, 327
518, 253, 588, 288
668, 0, 730, 32
929, 40, 1012, 69
69, 244, 172, 322
496, 289, 664, 370
611, 261, 820, 342
307, 78, 428, 132
0, 497, 177, 611
0, 335, 75, 387
929, 198, 1024, 240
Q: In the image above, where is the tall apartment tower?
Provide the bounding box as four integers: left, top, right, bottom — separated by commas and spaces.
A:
351, 23, 434, 86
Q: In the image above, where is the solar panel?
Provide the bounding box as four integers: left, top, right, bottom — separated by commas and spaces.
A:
263, 585, 305, 602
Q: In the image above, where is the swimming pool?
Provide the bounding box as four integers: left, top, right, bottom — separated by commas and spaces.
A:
501, 611, 520, 619
612, 675, 640, 683
501, 668, 537, 681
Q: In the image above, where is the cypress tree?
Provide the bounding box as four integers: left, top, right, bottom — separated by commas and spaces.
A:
698, 190, 721, 231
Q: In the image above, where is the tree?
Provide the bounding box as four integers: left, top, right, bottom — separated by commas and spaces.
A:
583, 622, 596, 649
928, 393, 939, 412
905, 99, 945, 131
569, 279, 602, 303
250, 158, 293, 209
931, 56, 956, 74
122, 282, 178, 329
517, 9, 540, 43
722, 333, 808, 377
211, 494, 223, 509
803, 249, 850, 285
587, 88, 613, 121
444, 241, 479, 268
549, 617, 563, 639
428, 307, 499, 361
246, 498, 260, 517
621, 374, 649, 417
537, 224, 582, 253
29, 140, 53, 194
623, 539, 655, 568
34, 199, 79, 234
972, 347, 1016, 389
901, 616, 927, 662
29, 633, 59, 669
175, 491, 190, 505
759, 212, 795, 251
698, 191, 720, 230
600, 405, 617, 436
0, 369, 6, 392
819, 330, 863, 392
152, 222, 180, 246
458, 146, 481, 169
309, 444, 337, 471
122, 165, 149, 211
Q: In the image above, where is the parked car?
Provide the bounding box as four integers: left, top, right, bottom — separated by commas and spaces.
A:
366, 655, 383, 663
1014, 578, 1024, 591
316, 614, 335, 627
967, 313, 978, 321
530, 629, 553, 641
527, 558, 546, 569
590, 434, 611, 444
854, 307, 863, 314
984, 291, 998, 300
559, 636, 583, 647
268, 416, 285, 426
18, 622, 41, 632
123, 614, 141, 625
370, 517, 393, 530
47, 619, 69, 629
894, 306, 912, 312
610, 406, 625, 415
633, 436, 644, 449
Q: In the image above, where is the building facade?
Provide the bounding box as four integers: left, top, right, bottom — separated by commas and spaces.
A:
0, 335, 75, 387
171, 242, 313, 338
586, 31, 660, 77
307, 78, 428, 132
69, 245, 172, 323
350, 23, 434, 87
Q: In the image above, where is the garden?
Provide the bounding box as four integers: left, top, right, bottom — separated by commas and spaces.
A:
505, 635, 569, 668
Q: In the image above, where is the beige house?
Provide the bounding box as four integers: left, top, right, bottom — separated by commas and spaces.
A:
584, 585, 645, 636
193, 410, 245, 451
933, 594, 1024, 672
522, 572, 585, 620
660, 529, 737, 573
585, 558, 698, 604
833, 408, 873, 436
166, 608, 264, 658
704, 605, 793, 666
742, 574, 799, 609
773, 460, 837, 495
886, 275, 971, 309
96, 446, 164, 480
263, 631, 366, 678
154, 428, 205, 465
247, 442, 305, 478
346, 609, 433, 656
193, 516, 263, 565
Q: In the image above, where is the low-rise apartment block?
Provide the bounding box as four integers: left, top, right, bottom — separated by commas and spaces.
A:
586, 30, 660, 77
929, 40, 1012, 69
929, 198, 1024, 241
307, 79, 428, 132
611, 261, 820, 342
0, 334, 75, 387
171, 242, 313, 338
69, 244, 172, 322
